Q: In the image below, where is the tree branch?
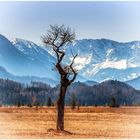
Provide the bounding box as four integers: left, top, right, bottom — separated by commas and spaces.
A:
52, 47, 59, 62
58, 50, 65, 63
69, 54, 78, 84
56, 63, 65, 75
41, 25, 77, 85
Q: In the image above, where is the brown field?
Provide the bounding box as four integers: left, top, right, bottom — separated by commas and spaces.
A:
0, 106, 140, 139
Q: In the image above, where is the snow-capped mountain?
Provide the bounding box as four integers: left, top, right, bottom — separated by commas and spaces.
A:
0, 34, 30, 75
11, 38, 55, 65
0, 34, 140, 84
0, 34, 58, 80
11, 38, 58, 80
65, 39, 140, 82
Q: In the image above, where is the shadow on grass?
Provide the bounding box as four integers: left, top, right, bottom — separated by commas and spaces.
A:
47, 128, 74, 136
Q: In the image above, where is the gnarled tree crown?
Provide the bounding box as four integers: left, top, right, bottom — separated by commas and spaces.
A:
42, 24, 75, 48
42, 24, 77, 86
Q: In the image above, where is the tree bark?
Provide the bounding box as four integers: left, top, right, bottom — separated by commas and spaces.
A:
56, 85, 67, 131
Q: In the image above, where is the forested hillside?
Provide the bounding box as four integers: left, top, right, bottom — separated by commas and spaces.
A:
0, 78, 140, 106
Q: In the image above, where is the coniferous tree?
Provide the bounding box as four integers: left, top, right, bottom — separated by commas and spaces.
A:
47, 96, 52, 107
71, 93, 76, 110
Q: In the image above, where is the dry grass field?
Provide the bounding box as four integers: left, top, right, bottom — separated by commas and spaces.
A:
0, 106, 140, 138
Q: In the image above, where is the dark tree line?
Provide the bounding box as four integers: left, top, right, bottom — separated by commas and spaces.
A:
0, 79, 140, 108
0, 79, 56, 106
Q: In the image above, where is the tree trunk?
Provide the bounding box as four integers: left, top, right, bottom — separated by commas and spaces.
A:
56, 85, 67, 131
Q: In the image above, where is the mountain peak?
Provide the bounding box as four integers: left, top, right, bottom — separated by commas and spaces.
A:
0, 34, 11, 43
11, 38, 37, 49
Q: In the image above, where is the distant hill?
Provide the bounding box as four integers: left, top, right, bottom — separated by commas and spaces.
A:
83, 80, 98, 86
0, 66, 58, 87
0, 78, 140, 106
66, 80, 140, 106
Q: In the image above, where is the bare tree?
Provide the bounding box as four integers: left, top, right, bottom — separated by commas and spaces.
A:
42, 25, 77, 131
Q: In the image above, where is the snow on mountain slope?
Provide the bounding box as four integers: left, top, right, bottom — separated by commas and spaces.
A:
65, 39, 140, 82
0, 34, 58, 80
11, 38, 59, 80
70, 54, 92, 70
11, 38, 56, 73
1, 34, 140, 83
0, 34, 31, 75
12, 38, 55, 62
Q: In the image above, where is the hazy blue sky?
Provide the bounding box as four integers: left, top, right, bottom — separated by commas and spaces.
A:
0, 1, 140, 44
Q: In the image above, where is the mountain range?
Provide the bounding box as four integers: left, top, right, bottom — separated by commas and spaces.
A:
0, 34, 140, 89
0, 66, 58, 87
